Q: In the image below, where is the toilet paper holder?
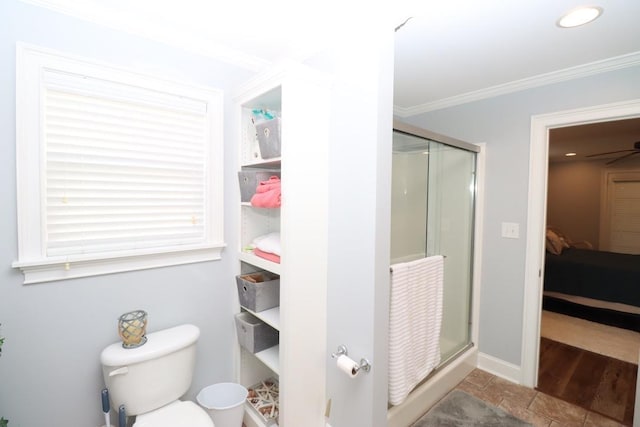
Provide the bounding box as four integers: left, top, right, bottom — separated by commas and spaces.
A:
331, 345, 371, 374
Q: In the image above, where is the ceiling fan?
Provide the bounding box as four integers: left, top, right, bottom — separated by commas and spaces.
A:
585, 141, 640, 165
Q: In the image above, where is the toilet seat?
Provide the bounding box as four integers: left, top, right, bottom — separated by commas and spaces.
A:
133, 400, 214, 427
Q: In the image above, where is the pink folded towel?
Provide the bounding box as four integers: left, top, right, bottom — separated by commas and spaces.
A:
254, 247, 281, 264
255, 176, 281, 193
251, 176, 281, 208
251, 189, 281, 208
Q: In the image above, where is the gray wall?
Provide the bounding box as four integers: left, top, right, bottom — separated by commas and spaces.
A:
547, 160, 604, 249
405, 65, 640, 366
0, 2, 255, 425
547, 157, 640, 250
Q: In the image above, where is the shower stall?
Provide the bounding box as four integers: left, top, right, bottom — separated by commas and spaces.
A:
388, 121, 481, 426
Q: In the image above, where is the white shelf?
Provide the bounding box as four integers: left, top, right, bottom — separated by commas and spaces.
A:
239, 251, 281, 275
236, 63, 332, 426
255, 345, 280, 375
238, 79, 284, 426
242, 157, 281, 168
242, 306, 280, 331
241, 202, 281, 210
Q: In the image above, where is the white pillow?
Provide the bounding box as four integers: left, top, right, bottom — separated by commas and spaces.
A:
252, 232, 281, 255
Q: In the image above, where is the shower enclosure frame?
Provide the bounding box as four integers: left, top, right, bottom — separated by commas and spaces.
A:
387, 120, 485, 427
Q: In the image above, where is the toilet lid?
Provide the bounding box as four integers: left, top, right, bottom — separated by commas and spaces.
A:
133, 400, 214, 427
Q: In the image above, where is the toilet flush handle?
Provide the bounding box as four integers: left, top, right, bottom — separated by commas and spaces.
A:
108, 367, 129, 377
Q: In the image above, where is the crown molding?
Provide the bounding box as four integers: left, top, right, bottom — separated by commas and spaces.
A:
19, 0, 270, 72
395, 51, 640, 117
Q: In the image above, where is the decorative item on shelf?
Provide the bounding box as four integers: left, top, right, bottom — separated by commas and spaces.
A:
117, 310, 148, 348
247, 377, 279, 425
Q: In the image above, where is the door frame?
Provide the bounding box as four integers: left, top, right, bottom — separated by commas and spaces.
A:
521, 99, 640, 387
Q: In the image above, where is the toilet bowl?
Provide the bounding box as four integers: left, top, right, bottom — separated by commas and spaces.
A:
133, 400, 213, 427
100, 324, 213, 427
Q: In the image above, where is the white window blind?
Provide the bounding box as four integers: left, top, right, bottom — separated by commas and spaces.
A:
14, 44, 224, 284
44, 79, 207, 257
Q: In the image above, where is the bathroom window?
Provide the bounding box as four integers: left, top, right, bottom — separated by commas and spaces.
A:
13, 44, 225, 284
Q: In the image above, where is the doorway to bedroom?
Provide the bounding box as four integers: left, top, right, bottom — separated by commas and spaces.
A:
537, 115, 640, 426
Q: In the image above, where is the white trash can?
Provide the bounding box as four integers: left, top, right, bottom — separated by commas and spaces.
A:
197, 382, 248, 427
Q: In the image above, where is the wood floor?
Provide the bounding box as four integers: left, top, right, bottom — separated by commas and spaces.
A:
537, 337, 637, 426
455, 368, 629, 426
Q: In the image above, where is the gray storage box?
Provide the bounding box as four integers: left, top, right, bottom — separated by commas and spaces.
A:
235, 312, 279, 353
238, 170, 281, 203
236, 272, 280, 312
255, 117, 281, 159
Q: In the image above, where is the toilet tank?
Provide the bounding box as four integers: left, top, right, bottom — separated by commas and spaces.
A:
100, 324, 200, 416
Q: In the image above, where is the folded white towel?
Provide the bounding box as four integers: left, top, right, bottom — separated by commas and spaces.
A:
252, 232, 281, 255
388, 255, 443, 406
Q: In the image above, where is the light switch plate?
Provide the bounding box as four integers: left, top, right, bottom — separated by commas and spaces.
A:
501, 222, 520, 239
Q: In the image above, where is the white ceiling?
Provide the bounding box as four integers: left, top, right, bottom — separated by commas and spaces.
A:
393, 0, 640, 116
23, 0, 640, 160
25, 0, 640, 114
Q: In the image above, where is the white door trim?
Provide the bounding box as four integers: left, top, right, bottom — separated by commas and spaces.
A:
521, 99, 640, 388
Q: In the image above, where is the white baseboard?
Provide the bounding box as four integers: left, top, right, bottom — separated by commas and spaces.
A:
477, 352, 522, 385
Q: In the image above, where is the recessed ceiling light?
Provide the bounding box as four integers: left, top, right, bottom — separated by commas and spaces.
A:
565, 152, 577, 157
557, 6, 603, 28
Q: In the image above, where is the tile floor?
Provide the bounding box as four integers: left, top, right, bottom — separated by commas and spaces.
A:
455, 368, 628, 427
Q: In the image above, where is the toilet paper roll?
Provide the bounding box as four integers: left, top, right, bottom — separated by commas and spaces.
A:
336, 354, 359, 378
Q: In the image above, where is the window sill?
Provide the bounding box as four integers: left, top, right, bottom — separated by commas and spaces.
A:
12, 243, 226, 284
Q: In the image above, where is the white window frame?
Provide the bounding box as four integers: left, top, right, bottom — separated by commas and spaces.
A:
13, 43, 225, 284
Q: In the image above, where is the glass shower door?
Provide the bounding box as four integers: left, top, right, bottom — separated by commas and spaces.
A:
391, 129, 477, 365
390, 131, 429, 263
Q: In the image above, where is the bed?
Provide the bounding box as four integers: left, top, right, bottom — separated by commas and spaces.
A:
543, 228, 640, 332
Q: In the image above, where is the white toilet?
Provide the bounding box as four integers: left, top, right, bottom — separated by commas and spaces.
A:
100, 324, 214, 427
